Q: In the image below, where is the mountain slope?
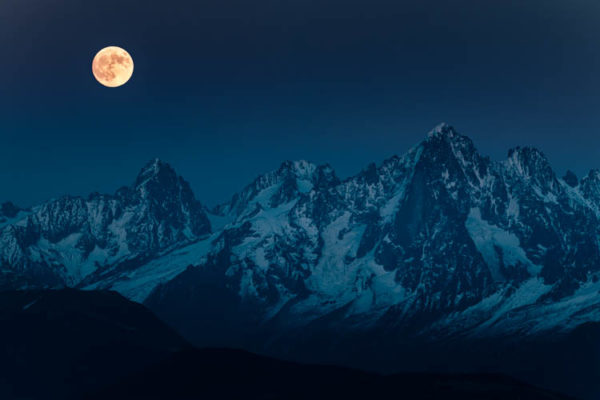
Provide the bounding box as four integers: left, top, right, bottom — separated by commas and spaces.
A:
87, 348, 572, 400
0, 289, 189, 399
0, 290, 572, 400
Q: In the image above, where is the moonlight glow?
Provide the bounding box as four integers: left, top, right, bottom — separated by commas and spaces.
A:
92, 46, 134, 88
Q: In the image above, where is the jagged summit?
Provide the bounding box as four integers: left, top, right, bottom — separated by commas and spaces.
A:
427, 122, 456, 138
0, 202, 21, 219
584, 169, 600, 181
506, 146, 548, 163
505, 146, 556, 186
143, 157, 168, 172
134, 158, 179, 189
563, 170, 578, 187
276, 160, 317, 177
580, 169, 600, 205
415, 124, 484, 186
217, 159, 341, 219
0, 157, 210, 288
422, 123, 477, 152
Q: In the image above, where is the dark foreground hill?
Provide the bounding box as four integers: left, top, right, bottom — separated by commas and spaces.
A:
0, 289, 189, 399
0, 289, 573, 400
87, 348, 572, 400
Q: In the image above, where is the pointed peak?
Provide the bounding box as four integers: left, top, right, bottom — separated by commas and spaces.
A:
316, 162, 335, 174
140, 158, 174, 175
580, 169, 600, 189
418, 124, 479, 166
423, 123, 476, 152
505, 146, 556, 185
135, 159, 177, 187
0, 202, 21, 218
427, 122, 457, 138
562, 170, 578, 188
506, 146, 549, 165
129, 159, 198, 204
357, 162, 379, 184
313, 163, 340, 188
271, 160, 341, 188
585, 169, 600, 180
276, 160, 318, 178
225, 160, 339, 217
580, 169, 600, 200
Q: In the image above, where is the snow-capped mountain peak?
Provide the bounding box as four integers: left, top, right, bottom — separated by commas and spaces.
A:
217, 159, 339, 220
134, 158, 186, 197
505, 146, 553, 178
0, 159, 210, 289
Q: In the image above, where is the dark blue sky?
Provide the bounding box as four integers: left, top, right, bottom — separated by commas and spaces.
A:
2, 0, 600, 207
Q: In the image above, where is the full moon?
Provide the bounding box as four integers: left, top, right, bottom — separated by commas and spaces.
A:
92, 46, 134, 88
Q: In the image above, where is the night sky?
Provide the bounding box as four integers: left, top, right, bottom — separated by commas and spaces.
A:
2, 0, 600, 207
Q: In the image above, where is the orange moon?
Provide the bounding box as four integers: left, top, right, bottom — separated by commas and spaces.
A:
92, 46, 134, 88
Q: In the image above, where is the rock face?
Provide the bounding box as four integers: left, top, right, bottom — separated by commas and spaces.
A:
3, 124, 600, 350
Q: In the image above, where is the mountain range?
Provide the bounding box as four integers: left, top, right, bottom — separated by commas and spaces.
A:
2, 124, 600, 398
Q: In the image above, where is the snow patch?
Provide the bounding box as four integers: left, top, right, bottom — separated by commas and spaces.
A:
466, 207, 540, 281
